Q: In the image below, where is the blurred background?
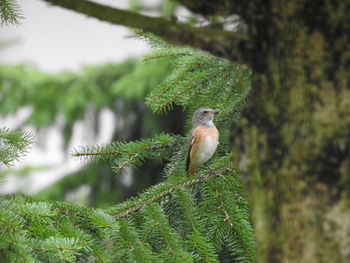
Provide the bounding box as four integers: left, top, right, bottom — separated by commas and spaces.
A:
0, 0, 187, 205
2, 1, 350, 263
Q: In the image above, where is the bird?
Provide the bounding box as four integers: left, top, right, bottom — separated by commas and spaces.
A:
186, 107, 219, 175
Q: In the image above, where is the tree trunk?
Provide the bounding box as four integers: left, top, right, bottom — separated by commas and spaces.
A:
235, 1, 350, 262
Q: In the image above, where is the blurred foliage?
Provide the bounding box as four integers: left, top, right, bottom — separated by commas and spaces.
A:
129, 0, 179, 19
0, 128, 33, 166
0, 0, 23, 26
0, 59, 172, 140
0, 57, 184, 206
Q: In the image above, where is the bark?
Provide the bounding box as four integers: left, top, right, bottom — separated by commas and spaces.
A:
235, 1, 350, 262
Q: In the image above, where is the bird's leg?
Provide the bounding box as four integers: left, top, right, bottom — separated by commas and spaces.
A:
205, 163, 217, 176
205, 163, 227, 181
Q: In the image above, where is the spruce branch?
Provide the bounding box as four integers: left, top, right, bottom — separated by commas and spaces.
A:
6, 246, 31, 262
142, 203, 188, 256
158, 70, 221, 109
219, 198, 234, 228
215, 93, 251, 128
176, 69, 223, 106
0, 0, 24, 26
40, 0, 249, 62
110, 167, 230, 219
172, 188, 219, 262
203, 173, 256, 262
143, 52, 192, 62
142, 44, 251, 116
116, 219, 160, 262
0, 128, 33, 166
73, 134, 180, 160
73, 134, 184, 174
0, 215, 20, 232
145, 49, 218, 113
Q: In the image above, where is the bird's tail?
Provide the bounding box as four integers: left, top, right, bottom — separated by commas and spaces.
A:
186, 163, 197, 176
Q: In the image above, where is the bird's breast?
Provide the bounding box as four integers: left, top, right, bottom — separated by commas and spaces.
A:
191, 126, 219, 165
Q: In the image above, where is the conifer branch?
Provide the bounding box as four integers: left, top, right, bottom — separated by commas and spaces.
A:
73, 134, 184, 173
73, 139, 181, 159
177, 70, 223, 106
7, 246, 30, 262
145, 56, 213, 106
0, 128, 33, 166
40, 0, 249, 62
0, 0, 24, 26
111, 167, 229, 219
0, 217, 19, 231
220, 200, 234, 228
144, 45, 250, 114
143, 53, 192, 62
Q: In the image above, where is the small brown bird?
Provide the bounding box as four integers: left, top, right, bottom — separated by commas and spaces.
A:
186, 107, 219, 175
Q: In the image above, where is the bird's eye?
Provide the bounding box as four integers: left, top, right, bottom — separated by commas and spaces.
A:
203, 111, 208, 114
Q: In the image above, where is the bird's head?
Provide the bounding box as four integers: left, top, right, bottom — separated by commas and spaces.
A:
192, 107, 219, 127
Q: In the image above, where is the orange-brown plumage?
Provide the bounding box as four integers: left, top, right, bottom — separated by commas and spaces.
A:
186, 108, 219, 175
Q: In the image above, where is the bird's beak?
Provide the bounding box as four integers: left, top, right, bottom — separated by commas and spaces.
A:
213, 110, 219, 114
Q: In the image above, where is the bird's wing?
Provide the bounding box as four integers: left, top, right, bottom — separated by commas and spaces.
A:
186, 132, 195, 172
